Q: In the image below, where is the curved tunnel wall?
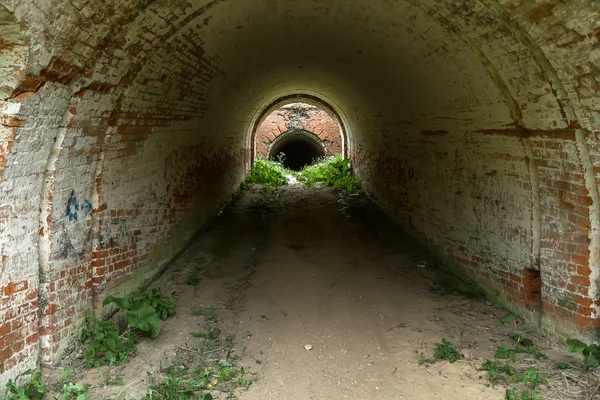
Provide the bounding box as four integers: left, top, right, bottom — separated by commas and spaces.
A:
0, 0, 598, 381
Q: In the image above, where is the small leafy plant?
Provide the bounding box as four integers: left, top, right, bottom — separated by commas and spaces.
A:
142, 327, 253, 400
415, 350, 426, 365
187, 275, 200, 287
557, 362, 572, 370
512, 335, 533, 347
499, 314, 518, 325
479, 360, 516, 385
50, 369, 91, 400
142, 367, 212, 400
505, 388, 539, 400
566, 338, 599, 369
54, 382, 90, 400
103, 288, 178, 337
527, 346, 544, 360
1, 369, 48, 400
503, 367, 546, 400
433, 338, 463, 363
511, 335, 544, 360
297, 155, 361, 194
135, 289, 178, 321
82, 319, 137, 367
495, 344, 526, 362
520, 367, 547, 390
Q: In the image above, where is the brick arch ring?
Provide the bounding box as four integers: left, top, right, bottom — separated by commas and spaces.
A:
248, 93, 349, 165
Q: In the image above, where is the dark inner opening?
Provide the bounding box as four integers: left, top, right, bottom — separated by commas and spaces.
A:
268, 133, 325, 170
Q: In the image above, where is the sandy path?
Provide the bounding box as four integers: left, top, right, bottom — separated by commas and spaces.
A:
232, 184, 503, 399
77, 183, 592, 400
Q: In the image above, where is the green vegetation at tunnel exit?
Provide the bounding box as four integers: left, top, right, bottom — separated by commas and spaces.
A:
242, 154, 362, 195
241, 158, 289, 191
297, 155, 362, 194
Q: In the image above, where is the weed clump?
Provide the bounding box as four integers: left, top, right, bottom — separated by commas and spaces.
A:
81, 318, 138, 367
142, 326, 253, 400
297, 155, 361, 194
1, 369, 48, 400
80, 288, 178, 368
1, 368, 92, 400
241, 158, 289, 190
566, 338, 600, 369
102, 288, 179, 338
433, 338, 463, 363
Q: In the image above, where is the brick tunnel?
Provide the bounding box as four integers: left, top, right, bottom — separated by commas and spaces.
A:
0, 0, 599, 387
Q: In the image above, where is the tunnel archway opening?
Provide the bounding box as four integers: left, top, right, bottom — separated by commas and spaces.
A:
248, 93, 350, 167
268, 130, 326, 170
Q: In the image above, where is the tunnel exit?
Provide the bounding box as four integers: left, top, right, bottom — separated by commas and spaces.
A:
268, 130, 325, 170
253, 101, 345, 170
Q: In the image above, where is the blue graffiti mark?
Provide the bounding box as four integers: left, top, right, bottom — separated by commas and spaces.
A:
66, 190, 79, 221
82, 199, 93, 216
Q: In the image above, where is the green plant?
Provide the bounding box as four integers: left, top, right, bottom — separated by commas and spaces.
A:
520, 391, 539, 400
142, 367, 212, 400
433, 338, 463, 363
144, 324, 252, 399
103, 288, 177, 337
83, 319, 137, 367
186, 275, 200, 286
97, 363, 125, 387
520, 367, 547, 390
495, 344, 526, 362
241, 158, 289, 191
53, 383, 90, 400
526, 346, 544, 360
297, 155, 361, 194
512, 335, 533, 347
479, 360, 515, 384
52, 369, 90, 400
136, 289, 178, 321
240, 380, 252, 390
557, 362, 572, 370
217, 366, 235, 382
1, 369, 48, 400
505, 388, 539, 400
499, 314, 518, 325
566, 338, 599, 369
58, 369, 75, 384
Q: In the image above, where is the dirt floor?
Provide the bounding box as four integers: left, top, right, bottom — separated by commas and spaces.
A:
49, 182, 599, 399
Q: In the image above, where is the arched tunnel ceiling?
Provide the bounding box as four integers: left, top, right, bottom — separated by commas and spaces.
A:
7, 0, 599, 136
2, 0, 600, 379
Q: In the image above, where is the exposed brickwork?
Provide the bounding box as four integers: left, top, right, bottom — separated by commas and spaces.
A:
0, 0, 598, 386
255, 103, 342, 159
356, 126, 600, 340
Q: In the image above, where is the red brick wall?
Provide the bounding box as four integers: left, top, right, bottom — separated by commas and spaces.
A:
0, 1, 246, 379
354, 126, 600, 342
255, 103, 342, 159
